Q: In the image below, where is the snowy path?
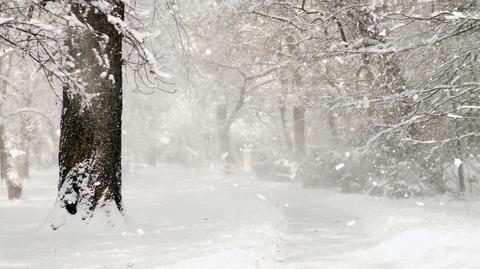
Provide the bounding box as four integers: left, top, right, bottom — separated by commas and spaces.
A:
0, 165, 286, 269
271, 187, 480, 269
2, 165, 480, 268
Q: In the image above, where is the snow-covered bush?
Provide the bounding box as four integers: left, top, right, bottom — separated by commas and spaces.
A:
294, 148, 448, 199
365, 161, 431, 198
254, 152, 297, 182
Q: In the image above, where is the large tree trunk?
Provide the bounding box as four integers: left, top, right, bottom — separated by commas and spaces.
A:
57, 1, 124, 218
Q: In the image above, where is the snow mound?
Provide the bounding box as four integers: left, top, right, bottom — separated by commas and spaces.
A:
42, 201, 128, 234
354, 228, 480, 269
157, 225, 283, 269
154, 248, 252, 269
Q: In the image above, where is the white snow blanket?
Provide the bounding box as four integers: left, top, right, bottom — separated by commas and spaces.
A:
1, 165, 480, 269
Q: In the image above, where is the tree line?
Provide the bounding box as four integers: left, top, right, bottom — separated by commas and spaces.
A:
176, 0, 480, 198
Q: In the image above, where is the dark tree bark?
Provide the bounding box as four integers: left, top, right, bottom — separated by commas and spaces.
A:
57, 1, 124, 218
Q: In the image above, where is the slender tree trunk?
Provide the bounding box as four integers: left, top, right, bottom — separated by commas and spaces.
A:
327, 108, 338, 138
456, 139, 466, 193
17, 95, 32, 180
449, 88, 466, 194
0, 124, 21, 200
216, 104, 234, 168
57, 1, 124, 218
293, 106, 306, 160
0, 54, 21, 200
279, 100, 292, 152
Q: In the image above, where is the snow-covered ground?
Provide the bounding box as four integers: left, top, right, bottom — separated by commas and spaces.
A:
2, 165, 480, 269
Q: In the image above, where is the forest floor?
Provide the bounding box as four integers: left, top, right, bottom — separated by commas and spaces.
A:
2, 164, 480, 268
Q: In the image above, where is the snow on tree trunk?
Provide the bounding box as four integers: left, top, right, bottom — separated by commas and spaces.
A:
0, 53, 21, 200
57, 1, 124, 220
0, 124, 22, 200
456, 140, 466, 194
